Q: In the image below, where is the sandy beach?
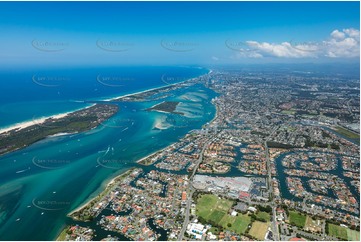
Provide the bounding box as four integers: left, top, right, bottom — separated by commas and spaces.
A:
0, 104, 95, 135
101, 69, 211, 102
67, 168, 135, 217
136, 145, 172, 165
102, 85, 170, 102
0, 113, 69, 134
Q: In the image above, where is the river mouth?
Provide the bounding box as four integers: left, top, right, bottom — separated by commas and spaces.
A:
0, 78, 217, 240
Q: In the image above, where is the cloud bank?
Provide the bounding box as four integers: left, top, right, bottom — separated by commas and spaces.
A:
236, 28, 359, 59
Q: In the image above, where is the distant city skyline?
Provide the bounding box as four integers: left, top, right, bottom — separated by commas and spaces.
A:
0, 1, 359, 66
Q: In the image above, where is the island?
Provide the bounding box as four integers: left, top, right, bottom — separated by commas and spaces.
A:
146, 101, 183, 115
113, 82, 190, 102
0, 104, 119, 155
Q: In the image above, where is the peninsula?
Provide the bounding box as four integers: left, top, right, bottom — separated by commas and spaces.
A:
0, 104, 119, 155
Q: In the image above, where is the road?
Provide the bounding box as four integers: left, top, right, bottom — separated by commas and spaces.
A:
178, 137, 213, 240
264, 127, 280, 241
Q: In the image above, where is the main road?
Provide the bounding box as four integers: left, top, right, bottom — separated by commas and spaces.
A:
178, 136, 214, 240
264, 127, 280, 241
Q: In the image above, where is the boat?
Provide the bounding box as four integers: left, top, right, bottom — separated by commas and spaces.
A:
16, 218, 21, 222
16, 167, 30, 174
104, 146, 111, 155
41, 212, 44, 215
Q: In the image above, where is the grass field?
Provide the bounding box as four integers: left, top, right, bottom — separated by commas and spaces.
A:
347, 228, 360, 241
256, 211, 271, 222
209, 210, 226, 223
249, 221, 269, 240
289, 211, 306, 228
327, 223, 348, 240
281, 110, 296, 115
335, 126, 360, 139
327, 223, 360, 241
220, 213, 251, 234
196, 194, 233, 220
196, 194, 250, 235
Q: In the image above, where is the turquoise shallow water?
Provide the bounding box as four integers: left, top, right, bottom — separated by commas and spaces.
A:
0, 81, 217, 240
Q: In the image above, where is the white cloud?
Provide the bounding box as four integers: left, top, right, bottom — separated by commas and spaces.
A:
343, 28, 360, 40
211, 56, 219, 61
236, 28, 359, 59
245, 41, 317, 58
324, 28, 360, 58
331, 30, 345, 40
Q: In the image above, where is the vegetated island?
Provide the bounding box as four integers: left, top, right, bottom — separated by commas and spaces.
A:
113, 82, 189, 102
146, 101, 184, 115
0, 104, 119, 156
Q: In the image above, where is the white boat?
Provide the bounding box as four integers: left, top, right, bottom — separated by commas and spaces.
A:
16, 167, 30, 174
104, 146, 111, 155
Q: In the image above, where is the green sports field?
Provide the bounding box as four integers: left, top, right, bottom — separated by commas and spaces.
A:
327, 223, 360, 241
347, 228, 360, 241
327, 223, 348, 240
196, 194, 233, 220
289, 210, 306, 228
196, 194, 251, 235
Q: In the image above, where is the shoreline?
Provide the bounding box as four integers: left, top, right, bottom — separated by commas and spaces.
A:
65, 141, 175, 221
67, 168, 136, 217
102, 68, 211, 102
0, 69, 211, 136
136, 146, 169, 165
0, 104, 96, 135
47, 132, 78, 138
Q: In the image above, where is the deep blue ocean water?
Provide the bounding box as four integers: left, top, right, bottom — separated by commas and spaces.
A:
0, 66, 217, 240
0, 66, 207, 128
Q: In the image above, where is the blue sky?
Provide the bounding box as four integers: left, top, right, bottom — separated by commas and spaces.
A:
0, 1, 359, 66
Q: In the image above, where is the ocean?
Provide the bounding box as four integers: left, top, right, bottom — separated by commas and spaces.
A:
0, 66, 217, 240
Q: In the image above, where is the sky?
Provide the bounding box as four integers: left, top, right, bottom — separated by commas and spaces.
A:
0, 1, 359, 67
